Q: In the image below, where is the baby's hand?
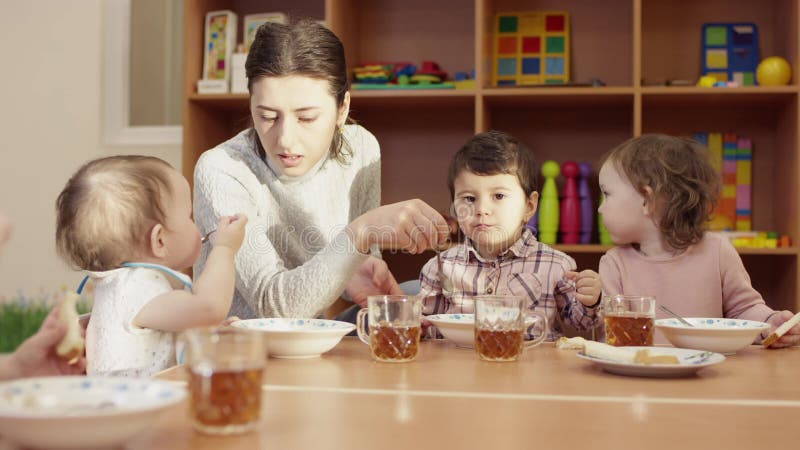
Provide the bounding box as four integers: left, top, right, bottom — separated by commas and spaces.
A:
765, 310, 800, 348
565, 270, 602, 307
211, 214, 248, 251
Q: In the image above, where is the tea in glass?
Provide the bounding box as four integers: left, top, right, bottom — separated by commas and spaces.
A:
369, 322, 421, 361
357, 295, 422, 362
602, 295, 656, 346
473, 296, 548, 362
182, 327, 266, 435
474, 328, 524, 360
189, 366, 263, 430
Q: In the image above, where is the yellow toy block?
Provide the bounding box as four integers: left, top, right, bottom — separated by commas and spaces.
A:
706, 49, 728, 69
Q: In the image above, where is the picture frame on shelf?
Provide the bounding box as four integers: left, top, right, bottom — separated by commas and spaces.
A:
244, 12, 288, 52
198, 10, 237, 94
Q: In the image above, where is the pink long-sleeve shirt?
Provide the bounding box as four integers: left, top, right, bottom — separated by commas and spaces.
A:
599, 232, 776, 343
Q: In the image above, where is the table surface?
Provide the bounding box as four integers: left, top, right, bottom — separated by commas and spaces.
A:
4, 338, 800, 449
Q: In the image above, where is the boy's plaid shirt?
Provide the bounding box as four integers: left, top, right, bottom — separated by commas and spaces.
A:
419, 228, 600, 340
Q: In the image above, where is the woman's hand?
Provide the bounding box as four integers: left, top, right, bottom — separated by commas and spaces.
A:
345, 257, 404, 307
348, 199, 450, 254
6, 305, 86, 380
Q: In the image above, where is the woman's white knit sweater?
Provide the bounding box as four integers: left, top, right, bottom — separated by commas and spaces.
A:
193, 124, 380, 319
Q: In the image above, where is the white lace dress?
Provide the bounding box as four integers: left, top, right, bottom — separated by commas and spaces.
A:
85, 265, 191, 377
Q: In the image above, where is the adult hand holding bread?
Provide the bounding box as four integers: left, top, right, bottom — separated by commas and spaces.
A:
0, 301, 86, 380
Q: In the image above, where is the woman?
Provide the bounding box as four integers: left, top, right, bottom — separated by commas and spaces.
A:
193, 20, 448, 319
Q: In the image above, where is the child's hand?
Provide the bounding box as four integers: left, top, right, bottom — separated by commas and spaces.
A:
765, 310, 800, 348
220, 316, 241, 327
211, 214, 248, 251
565, 270, 602, 306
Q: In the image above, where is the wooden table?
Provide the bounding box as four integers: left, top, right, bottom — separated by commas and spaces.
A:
25, 338, 800, 449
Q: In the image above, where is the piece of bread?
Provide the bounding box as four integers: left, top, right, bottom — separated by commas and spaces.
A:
582, 340, 636, 363
633, 349, 679, 365
556, 336, 586, 349
56, 292, 85, 361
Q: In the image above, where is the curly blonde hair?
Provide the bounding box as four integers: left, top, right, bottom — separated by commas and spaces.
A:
604, 134, 720, 250
55, 155, 173, 271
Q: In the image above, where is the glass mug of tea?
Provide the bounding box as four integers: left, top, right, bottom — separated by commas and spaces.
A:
473, 295, 549, 362
603, 295, 656, 346
182, 327, 266, 435
356, 295, 422, 362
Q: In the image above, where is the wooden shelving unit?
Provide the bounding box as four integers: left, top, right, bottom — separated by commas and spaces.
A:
182, 0, 800, 311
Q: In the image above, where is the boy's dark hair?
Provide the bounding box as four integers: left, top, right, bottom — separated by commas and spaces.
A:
246, 19, 351, 162
447, 130, 538, 199
604, 134, 720, 250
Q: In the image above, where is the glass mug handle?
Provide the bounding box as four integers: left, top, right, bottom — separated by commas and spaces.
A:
523, 311, 549, 350
356, 308, 370, 345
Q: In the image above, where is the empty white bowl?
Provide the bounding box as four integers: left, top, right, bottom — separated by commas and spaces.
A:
427, 314, 475, 348
0, 376, 184, 449
656, 317, 770, 354
232, 318, 355, 358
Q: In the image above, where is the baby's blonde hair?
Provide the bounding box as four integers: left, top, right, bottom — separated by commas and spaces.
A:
56, 155, 173, 271
604, 134, 720, 250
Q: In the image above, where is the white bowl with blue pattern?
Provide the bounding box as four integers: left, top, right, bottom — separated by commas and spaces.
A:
426, 314, 475, 348
232, 318, 355, 358
656, 317, 770, 354
0, 376, 184, 449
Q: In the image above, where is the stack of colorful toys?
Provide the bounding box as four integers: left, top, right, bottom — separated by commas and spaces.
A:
352, 61, 465, 90
530, 160, 594, 245
693, 132, 751, 231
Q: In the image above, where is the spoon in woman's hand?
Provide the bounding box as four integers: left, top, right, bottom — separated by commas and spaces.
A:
200, 229, 216, 244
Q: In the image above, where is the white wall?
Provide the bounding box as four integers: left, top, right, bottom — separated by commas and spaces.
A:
0, 0, 181, 300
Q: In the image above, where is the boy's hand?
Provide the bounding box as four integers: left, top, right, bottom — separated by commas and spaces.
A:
211, 214, 248, 252
565, 270, 602, 306
765, 310, 800, 348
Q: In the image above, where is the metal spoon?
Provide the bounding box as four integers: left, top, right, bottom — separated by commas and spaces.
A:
659, 304, 694, 327
200, 229, 216, 244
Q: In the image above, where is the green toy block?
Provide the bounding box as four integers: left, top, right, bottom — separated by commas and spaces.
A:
498, 16, 517, 33
705, 26, 727, 46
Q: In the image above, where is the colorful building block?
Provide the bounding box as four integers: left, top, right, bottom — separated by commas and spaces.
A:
735, 138, 752, 231
493, 12, 570, 86
701, 23, 759, 86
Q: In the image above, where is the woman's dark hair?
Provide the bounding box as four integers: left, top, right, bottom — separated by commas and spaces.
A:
603, 134, 720, 250
246, 19, 351, 162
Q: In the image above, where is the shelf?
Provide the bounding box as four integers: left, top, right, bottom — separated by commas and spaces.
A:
553, 245, 799, 256
483, 86, 634, 107
182, 0, 800, 309
350, 89, 476, 108
737, 247, 800, 256
641, 86, 798, 108
482, 0, 634, 86
642, 0, 798, 85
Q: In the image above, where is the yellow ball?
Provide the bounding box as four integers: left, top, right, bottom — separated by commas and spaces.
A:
756, 57, 792, 86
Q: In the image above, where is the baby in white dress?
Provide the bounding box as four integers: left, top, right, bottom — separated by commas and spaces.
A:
55, 155, 247, 376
